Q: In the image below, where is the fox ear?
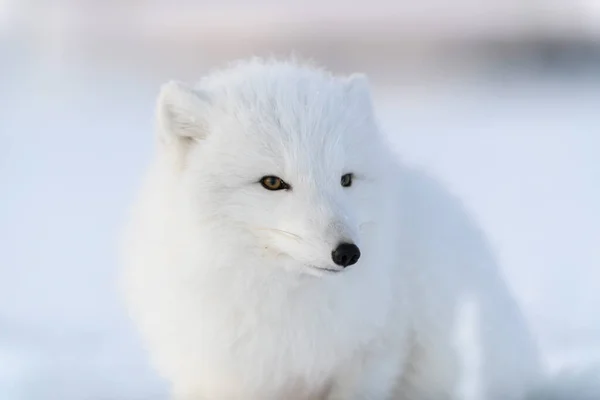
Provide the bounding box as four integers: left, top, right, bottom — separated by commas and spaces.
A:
156, 80, 211, 160
345, 73, 370, 91
344, 73, 374, 111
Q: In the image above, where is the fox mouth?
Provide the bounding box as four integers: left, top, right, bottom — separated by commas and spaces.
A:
272, 252, 344, 274
307, 265, 344, 274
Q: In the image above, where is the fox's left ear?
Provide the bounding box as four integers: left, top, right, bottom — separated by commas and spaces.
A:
344, 73, 374, 112
155, 80, 212, 166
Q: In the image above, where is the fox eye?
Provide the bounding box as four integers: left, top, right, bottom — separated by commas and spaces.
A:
341, 173, 353, 187
260, 176, 290, 191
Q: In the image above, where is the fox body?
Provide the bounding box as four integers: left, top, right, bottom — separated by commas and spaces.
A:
122, 59, 550, 399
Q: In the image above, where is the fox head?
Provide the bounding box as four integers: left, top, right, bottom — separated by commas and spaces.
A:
155, 60, 396, 277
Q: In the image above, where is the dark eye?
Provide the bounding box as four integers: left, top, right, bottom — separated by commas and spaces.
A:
341, 173, 353, 187
260, 176, 289, 191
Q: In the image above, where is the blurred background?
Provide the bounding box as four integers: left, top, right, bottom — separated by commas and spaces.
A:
1, 1, 599, 399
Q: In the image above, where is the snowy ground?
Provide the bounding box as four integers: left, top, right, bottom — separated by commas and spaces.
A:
1, 54, 599, 399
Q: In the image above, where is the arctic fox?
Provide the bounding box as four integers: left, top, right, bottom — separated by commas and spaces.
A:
121, 59, 593, 399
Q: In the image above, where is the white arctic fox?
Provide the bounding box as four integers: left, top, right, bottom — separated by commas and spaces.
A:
121, 58, 597, 400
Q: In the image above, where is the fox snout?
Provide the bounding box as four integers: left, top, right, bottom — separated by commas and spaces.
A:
273, 197, 363, 270
331, 242, 361, 267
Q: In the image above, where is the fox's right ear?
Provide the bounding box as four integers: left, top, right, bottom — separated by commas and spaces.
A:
155, 81, 211, 161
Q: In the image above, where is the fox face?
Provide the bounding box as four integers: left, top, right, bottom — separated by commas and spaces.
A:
156, 61, 394, 276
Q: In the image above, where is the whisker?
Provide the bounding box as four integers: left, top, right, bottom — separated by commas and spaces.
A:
257, 228, 303, 241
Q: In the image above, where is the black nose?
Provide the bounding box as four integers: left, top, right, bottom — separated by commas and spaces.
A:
331, 243, 361, 267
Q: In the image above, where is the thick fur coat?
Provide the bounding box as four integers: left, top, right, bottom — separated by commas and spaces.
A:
121, 59, 596, 400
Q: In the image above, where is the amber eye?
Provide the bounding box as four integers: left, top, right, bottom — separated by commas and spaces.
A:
341, 173, 353, 187
260, 176, 289, 191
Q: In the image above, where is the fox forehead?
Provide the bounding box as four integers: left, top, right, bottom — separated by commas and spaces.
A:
203, 103, 369, 184
204, 122, 350, 186
196, 61, 376, 174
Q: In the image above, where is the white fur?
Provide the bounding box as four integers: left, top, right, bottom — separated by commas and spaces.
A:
121, 58, 591, 399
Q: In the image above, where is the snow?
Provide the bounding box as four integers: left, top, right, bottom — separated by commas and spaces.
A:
1, 54, 599, 399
